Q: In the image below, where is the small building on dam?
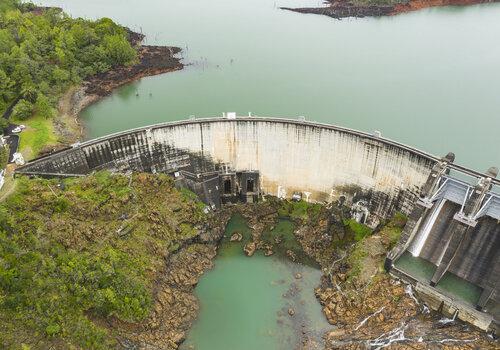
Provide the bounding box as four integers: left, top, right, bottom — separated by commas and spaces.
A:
14, 116, 500, 334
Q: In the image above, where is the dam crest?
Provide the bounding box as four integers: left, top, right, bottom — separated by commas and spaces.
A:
15, 115, 500, 333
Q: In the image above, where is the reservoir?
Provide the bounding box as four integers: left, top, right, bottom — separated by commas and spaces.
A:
36, 0, 500, 170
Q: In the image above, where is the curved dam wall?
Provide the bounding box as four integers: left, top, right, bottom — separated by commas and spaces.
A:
16, 117, 438, 223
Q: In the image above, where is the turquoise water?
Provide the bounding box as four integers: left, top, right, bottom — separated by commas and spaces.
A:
34, 0, 500, 170
181, 214, 330, 350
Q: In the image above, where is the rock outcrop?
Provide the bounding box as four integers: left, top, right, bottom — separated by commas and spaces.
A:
118, 244, 217, 349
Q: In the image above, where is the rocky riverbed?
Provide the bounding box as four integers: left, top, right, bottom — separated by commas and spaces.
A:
114, 244, 217, 349
314, 218, 499, 350
219, 199, 498, 350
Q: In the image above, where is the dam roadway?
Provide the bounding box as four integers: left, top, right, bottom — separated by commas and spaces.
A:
15, 116, 500, 332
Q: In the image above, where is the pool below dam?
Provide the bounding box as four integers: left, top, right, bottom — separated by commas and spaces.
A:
181, 214, 330, 350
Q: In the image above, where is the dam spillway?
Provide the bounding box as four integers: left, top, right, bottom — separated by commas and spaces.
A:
386, 159, 500, 333
14, 116, 500, 333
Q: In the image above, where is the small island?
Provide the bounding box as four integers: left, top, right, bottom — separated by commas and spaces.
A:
282, 0, 499, 19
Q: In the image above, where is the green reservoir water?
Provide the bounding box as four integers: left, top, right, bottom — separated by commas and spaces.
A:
35, 0, 500, 170
395, 251, 482, 305
180, 214, 330, 350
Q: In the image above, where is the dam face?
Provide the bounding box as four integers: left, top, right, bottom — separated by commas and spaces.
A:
15, 116, 500, 332
16, 117, 436, 223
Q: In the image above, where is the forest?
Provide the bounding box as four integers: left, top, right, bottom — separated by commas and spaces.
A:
0, 0, 137, 126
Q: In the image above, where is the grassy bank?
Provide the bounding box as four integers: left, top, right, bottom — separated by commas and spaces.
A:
12, 112, 57, 158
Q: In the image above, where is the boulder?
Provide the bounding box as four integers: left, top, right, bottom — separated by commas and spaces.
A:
244, 241, 257, 256
230, 232, 243, 242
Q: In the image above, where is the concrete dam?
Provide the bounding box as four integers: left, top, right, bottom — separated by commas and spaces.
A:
15, 116, 500, 333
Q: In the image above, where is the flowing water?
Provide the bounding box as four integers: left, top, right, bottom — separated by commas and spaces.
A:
34, 0, 500, 170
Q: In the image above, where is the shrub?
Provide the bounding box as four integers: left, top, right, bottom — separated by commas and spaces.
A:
344, 218, 373, 241
0, 144, 9, 169
12, 99, 33, 120
34, 94, 54, 119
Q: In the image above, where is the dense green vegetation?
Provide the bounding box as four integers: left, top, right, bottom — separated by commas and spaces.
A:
0, 1, 137, 121
379, 212, 407, 248
346, 213, 407, 281
0, 172, 206, 349
343, 218, 373, 241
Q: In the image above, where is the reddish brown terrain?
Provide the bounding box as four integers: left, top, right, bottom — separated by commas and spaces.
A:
282, 0, 498, 19
392, 0, 496, 14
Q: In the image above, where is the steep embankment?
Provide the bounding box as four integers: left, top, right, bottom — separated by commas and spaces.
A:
0, 172, 227, 349
282, 0, 498, 19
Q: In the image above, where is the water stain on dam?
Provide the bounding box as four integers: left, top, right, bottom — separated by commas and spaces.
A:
181, 214, 330, 350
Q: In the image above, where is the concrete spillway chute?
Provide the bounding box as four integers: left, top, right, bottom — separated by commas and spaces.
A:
385, 153, 456, 267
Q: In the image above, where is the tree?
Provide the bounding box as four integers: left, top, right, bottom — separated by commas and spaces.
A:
0, 1, 138, 126
50, 67, 70, 86
0, 29, 15, 53
0, 69, 14, 101
0, 117, 9, 131
103, 34, 136, 67
34, 94, 53, 119
12, 99, 33, 120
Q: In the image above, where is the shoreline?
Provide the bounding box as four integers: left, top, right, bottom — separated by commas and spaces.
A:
281, 0, 499, 19
46, 31, 183, 156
